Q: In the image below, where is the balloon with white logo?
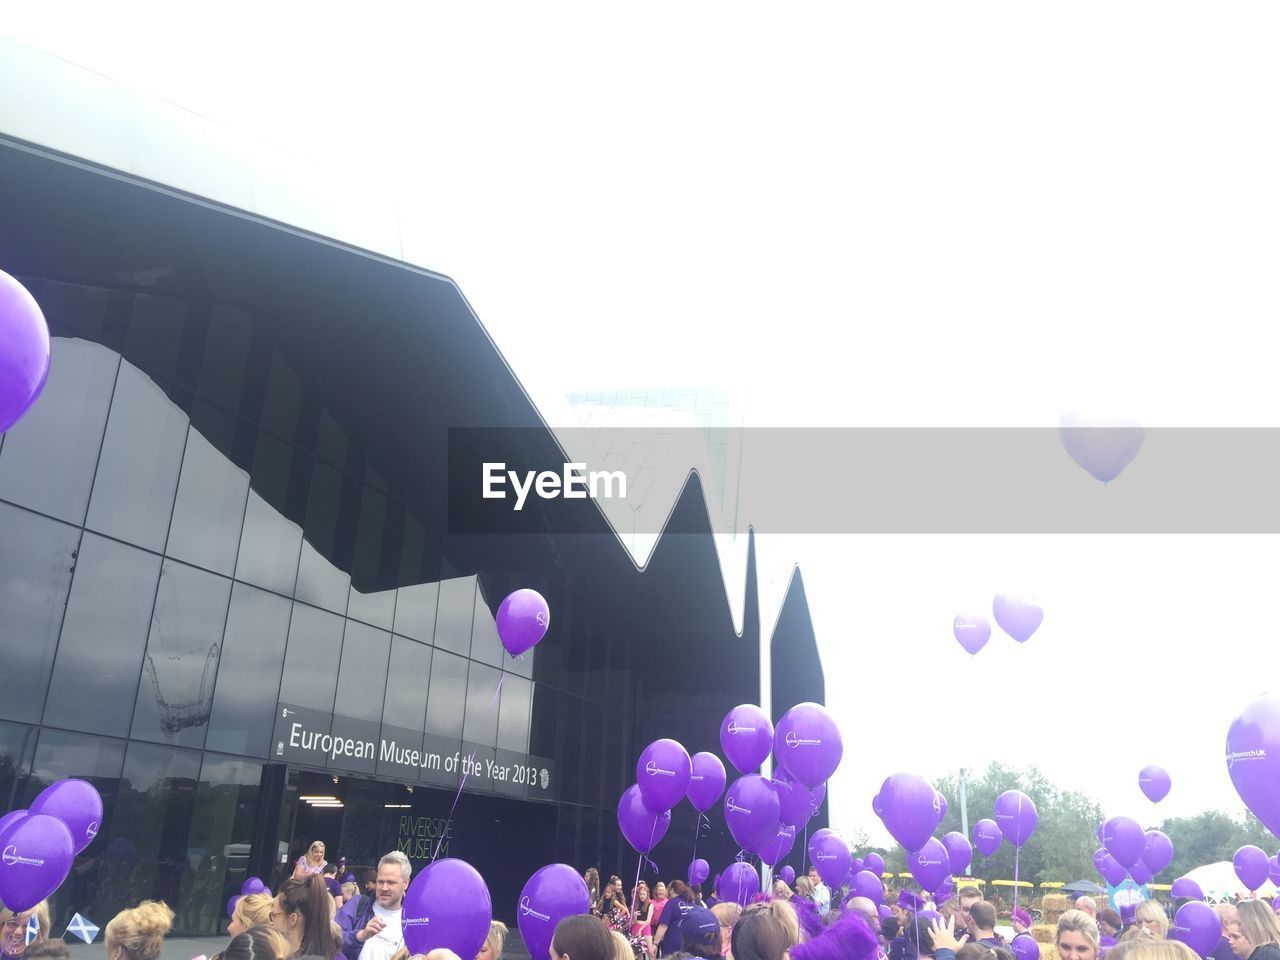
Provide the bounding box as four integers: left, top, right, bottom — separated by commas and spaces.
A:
909, 837, 950, 893
809, 832, 851, 888
495, 589, 550, 658
28, 779, 103, 855
720, 704, 773, 774
1225, 693, 1280, 839
772, 702, 843, 787
0, 813, 74, 911
516, 864, 590, 960
402, 858, 491, 959
724, 774, 781, 850
688, 858, 710, 886
635, 739, 692, 814
993, 790, 1037, 847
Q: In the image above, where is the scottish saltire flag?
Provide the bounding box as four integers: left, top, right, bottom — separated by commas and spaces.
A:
64, 914, 100, 944
24, 915, 38, 945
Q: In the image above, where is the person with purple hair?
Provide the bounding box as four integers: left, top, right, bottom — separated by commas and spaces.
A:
792, 907, 881, 960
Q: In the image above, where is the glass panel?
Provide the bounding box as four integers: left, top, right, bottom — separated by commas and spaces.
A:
86, 360, 188, 551
334, 622, 391, 724
21, 277, 123, 348
206, 583, 291, 758
178, 754, 262, 935
382, 636, 432, 732
260, 352, 304, 448
433, 576, 475, 655
249, 429, 295, 513
469, 586, 503, 667
424, 650, 467, 741
234, 490, 302, 597
347, 584, 395, 631
393, 582, 437, 644
295, 540, 350, 615
347, 485, 395, 628
166, 425, 250, 576
315, 411, 348, 470
278, 603, 344, 714
46, 534, 161, 736
496, 674, 533, 754
131, 560, 232, 749
123, 293, 187, 386
0, 338, 118, 525
529, 684, 558, 761
0, 503, 80, 724
0, 720, 37, 820
195, 304, 253, 415
462, 662, 501, 746
102, 741, 201, 919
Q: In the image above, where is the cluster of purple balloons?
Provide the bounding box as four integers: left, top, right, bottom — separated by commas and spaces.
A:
0, 779, 102, 911
1092, 817, 1174, 888
953, 596, 1044, 656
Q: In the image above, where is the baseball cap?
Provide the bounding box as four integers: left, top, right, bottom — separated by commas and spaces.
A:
680, 906, 722, 954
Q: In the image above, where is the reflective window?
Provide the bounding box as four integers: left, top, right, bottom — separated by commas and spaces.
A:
296, 460, 349, 612
195, 304, 253, 415
469, 587, 503, 667
131, 561, 232, 750
166, 426, 250, 576
0, 338, 117, 525
382, 636, 432, 733
0, 720, 37, 815
334, 622, 391, 724
179, 754, 262, 934
295, 540, 350, 615
260, 352, 303, 446
278, 603, 344, 714
85, 361, 188, 551
433, 576, 475, 655
234, 490, 302, 597
46, 534, 161, 736
206, 583, 291, 757
105, 741, 201, 918
529, 683, 558, 760
347, 485, 395, 628
496, 674, 533, 754
462, 662, 501, 746
315, 411, 348, 470
424, 649, 468, 740
123, 293, 186, 386
0, 503, 80, 724
23, 277, 126, 350
393, 582, 437, 644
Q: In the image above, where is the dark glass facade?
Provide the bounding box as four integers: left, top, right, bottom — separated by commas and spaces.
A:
0, 137, 825, 935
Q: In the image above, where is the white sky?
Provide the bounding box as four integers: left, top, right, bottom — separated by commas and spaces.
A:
6, 2, 1280, 846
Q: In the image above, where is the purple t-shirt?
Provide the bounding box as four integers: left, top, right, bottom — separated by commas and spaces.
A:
658, 899, 695, 955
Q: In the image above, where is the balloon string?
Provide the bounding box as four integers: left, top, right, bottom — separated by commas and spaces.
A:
432, 747, 476, 862
632, 818, 660, 918
1013, 846, 1021, 917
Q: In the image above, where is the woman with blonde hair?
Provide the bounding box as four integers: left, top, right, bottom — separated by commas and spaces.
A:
229, 894, 275, 937
104, 901, 174, 960
1057, 909, 1102, 960
712, 903, 742, 957
0, 903, 50, 959
1134, 902, 1169, 940
212, 926, 290, 960
1111, 942, 1200, 960
475, 920, 507, 960
732, 902, 798, 960
294, 841, 329, 880
271, 875, 341, 959
1227, 900, 1280, 960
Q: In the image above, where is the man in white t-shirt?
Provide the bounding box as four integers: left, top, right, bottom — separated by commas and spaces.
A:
342, 851, 411, 960
807, 866, 831, 916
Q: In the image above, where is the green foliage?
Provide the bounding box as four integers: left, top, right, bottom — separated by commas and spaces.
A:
1159, 810, 1276, 882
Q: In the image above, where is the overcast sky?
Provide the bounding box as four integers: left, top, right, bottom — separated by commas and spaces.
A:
7, 2, 1280, 848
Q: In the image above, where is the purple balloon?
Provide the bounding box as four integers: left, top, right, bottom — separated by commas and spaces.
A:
0, 270, 51, 434
636, 739, 693, 814
495, 589, 550, 658
226, 895, 241, 919
1012, 934, 1041, 960
240, 876, 268, 896
1235, 845, 1269, 891
993, 790, 1037, 847
973, 819, 1002, 858
28, 778, 103, 855
1171, 877, 1204, 901
865, 852, 885, 876
1059, 413, 1146, 484
688, 858, 710, 887
878, 904, 893, 921
909, 837, 950, 893
772, 774, 811, 828
1270, 857, 1280, 887
779, 866, 796, 886
953, 614, 991, 656
1139, 765, 1172, 803
717, 861, 760, 906
1130, 860, 1153, 886
517, 863, 590, 960
1143, 831, 1174, 875
1097, 821, 1107, 844
1097, 854, 1127, 888
617, 784, 671, 853
1171, 901, 1221, 958
810, 833, 852, 889
758, 825, 797, 867
992, 595, 1044, 643
934, 878, 955, 902
850, 870, 883, 905
1227, 694, 1280, 841
688, 752, 727, 813
774, 702, 843, 787
809, 782, 827, 818
403, 858, 491, 959
878, 773, 943, 852
0, 813, 74, 911
942, 831, 973, 876
872, 792, 883, 818
918, 910, 943, 928
725, 774, 782, 850
1103, 816, 1146, 868
852, 857, 866, 874
0, 809, 26, 838
720, 704, 774, 774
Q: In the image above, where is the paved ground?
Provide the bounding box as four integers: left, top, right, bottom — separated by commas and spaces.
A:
63, 932, 533, 960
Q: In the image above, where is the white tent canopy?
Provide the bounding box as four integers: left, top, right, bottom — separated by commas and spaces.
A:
1182, 862, 1278, 903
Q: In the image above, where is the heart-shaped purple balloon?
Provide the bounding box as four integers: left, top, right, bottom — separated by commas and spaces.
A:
953, 614, 991, 656
1139, 765, 1171, 803
720, 704, 773, 774
688, 752, 727, 813
992, 596, 1044, 644
1059, 411, 1146, 484
973, 819, 1002, 858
